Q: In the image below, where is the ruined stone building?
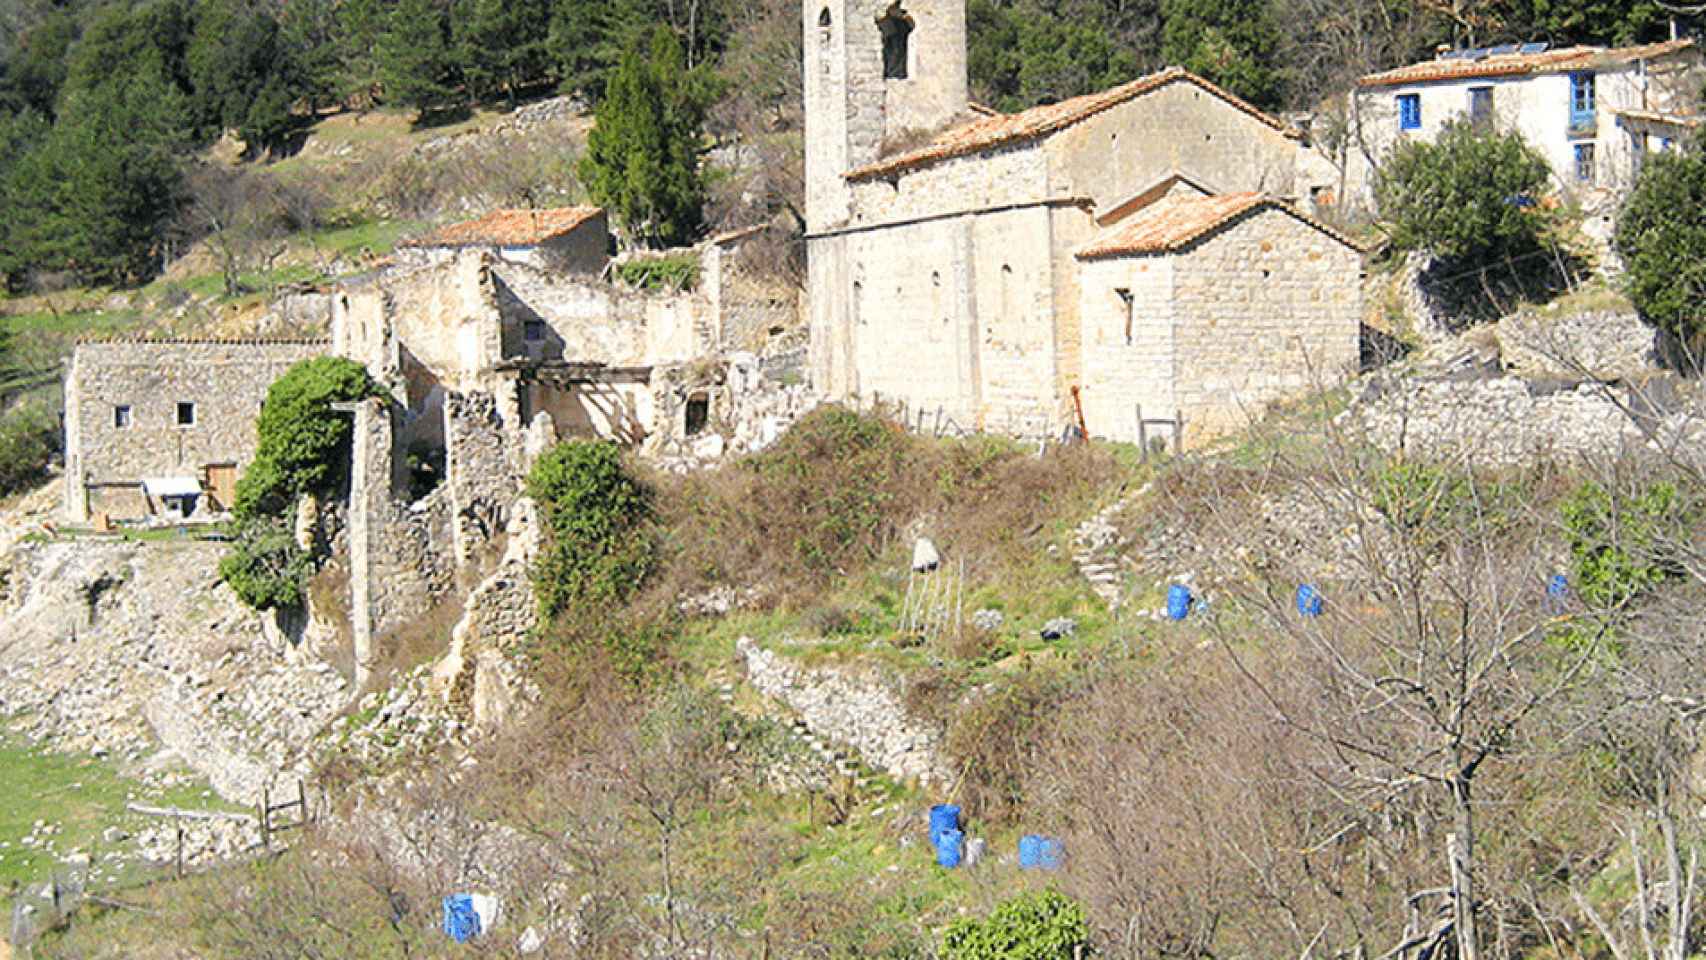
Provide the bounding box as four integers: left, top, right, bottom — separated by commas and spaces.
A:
396, 206, 612, 274
804, 0, 1365, 444
63, 339, 328, 523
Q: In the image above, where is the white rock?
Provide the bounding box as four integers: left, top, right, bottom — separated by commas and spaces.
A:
911, 538, 940, 572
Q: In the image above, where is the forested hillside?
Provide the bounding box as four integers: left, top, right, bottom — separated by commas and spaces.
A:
0, 0, 1690, 292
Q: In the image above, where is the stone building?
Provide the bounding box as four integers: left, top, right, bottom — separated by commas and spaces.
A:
63, 339, 328, 523
803, 0, 1364, 442
397, 206, 612, 275
1075, 188, 1365, 443
1351, 40, 1703, 200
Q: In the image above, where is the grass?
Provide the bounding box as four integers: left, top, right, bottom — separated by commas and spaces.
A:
0, 726, 226, 891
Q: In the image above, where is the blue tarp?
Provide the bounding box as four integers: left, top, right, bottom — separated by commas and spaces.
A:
442, 894, 481, 943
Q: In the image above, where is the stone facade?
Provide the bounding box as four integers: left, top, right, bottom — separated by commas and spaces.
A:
803, 0, 1359, 442
64, 339, 327, 523
1078, 205, 1365, 443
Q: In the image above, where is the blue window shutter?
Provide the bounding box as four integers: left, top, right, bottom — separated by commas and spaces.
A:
1398, 94, 1421, 130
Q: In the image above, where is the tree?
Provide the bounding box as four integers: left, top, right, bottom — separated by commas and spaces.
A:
1375, 119, 1551, 264
218, 519, 313, 610
548, 0, 647, 105
526, 439, 654, 618
1160, 0, 1283, 108
374, 0, 458, 115
579, 27, 714, 247
1615, 143, 1706, 355
234, 356, 378, 519
186, 0, 298, 151
453, 0, 552, 108
967, 0, 1143, 112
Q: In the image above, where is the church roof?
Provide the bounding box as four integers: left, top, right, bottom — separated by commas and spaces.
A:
845, 68, 1301, 182
1076, 192, 1363, 259
1358, 38, 1694, 88
403, 207, 605, 248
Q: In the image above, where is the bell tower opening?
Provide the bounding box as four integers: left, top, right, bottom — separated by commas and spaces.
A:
878, 2, 914, 80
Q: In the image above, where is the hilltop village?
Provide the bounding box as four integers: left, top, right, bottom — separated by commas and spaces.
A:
4, 0, 1706, 956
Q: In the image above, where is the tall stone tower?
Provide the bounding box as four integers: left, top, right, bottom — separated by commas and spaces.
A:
803, 0, 968, 232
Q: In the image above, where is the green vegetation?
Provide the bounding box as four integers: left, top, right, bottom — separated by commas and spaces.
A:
527, 439, 656, 617
580, 27, 715, 248
1614, 140, 1706, 352
1375, 120, 1552, 264
0, 397, 58, 497
615, 251, 701, 291
235, 356, 378, 519
1160, 0, 1283, 107
944, 888, 1091, 960
217, 520, 315, 611
1562, 478, 1684, 609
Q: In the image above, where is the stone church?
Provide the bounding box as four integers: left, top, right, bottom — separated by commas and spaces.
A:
804, 0, 1366, 444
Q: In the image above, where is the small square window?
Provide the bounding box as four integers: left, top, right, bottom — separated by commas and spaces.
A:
113, 405, 132, 428
1574, 143, 1596, 182
524, 319, 546, 342
176, 402, 196, 427
1468, 87, 1493, 127
1398, 94, 1421, 131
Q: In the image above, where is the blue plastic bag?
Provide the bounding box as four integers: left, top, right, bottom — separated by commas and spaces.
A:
442, 894, 481, 943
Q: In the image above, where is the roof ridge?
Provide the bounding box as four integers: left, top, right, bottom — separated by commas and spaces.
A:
74, 337, 332, 345
845, 67, 1300, 182
1076, 192, 1366, 259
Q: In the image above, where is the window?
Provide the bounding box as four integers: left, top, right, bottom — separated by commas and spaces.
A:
877, 2, 913, 80
1574, 142, 1596, 182
1632, 132, 1646, 172
524, 319, 546, 342
113, 405, 132, 429
684, 393, 709, 436
1570, 72, 1596, 130
176, 402, 196, 427
1114, 288, 1134, 346
1468, 86, 1493, 127
1398, 93, 1421, 131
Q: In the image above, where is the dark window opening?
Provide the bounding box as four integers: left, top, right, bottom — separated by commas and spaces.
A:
405, 442, 446, 502
524, 319, 546, 342
1575, 142, 1596, 182
878, 3, 913, 80
1468, 86, 1493, 127
176, 402, 196, 427
113, 405, 132, 428
684, 393, 710, 436
1115, 288, 1133, 345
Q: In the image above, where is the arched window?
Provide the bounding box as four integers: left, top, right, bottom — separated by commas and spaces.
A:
818, 7, 832, 42
877, 2, 913, 80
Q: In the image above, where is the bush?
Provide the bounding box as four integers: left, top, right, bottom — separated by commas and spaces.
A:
0, 403, 58, 496
615, 252, 700, 292
218, 519, 312, 610
1562, 479, 1683, 609
943, 888, 1091, 960
1614, 142, 1706, 352
1375, 120, 1552, 264
235, 357, 378, 520
527, 440, 654, 618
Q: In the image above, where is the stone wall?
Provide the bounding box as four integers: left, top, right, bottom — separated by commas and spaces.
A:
1170, 207, 1363, 439
445, 390, 523, 566
64, 339, 328, 522
737, 637, 950, 786
1077, 255, 1177, 443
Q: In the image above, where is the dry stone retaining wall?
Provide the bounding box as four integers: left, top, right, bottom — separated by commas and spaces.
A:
737, 637, 950, 786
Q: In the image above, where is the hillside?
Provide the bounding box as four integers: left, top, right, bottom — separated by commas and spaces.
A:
0, 296, 1700, 957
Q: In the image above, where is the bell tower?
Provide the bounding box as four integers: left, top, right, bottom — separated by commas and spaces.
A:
803, 0, 967, 232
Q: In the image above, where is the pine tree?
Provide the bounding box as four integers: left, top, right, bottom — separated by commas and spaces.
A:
578, 27, 713, 248
1159, 0, 1282, 108
375, 0, 458, 115
453, 0, 551, 108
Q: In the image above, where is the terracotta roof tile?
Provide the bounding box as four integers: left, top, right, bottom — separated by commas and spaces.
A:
1358, 38, 1694, 88
846, 68, 1300, 181
1614, 106, 1704, 128
74, 337, 330, 346
404, 207, 605, 248
1076, 192, 1364, 259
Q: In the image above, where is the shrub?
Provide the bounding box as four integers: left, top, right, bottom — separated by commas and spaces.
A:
943, 888, 1091, 960
218, 518, 312, 610
235, 357, 378, 520
1375, 120, 1551, 264
527, 440, 654, 618
615, 252, 700, 291
1614, 142, 1706, 352
1562, 479, 1683, 608
0, 403, 58, 496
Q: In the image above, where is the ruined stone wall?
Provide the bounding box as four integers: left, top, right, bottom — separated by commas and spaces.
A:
64, 340, 327, 522
444, 390, 524, 565
1077, 256, 1178, 444
845, 141, 1048, 224
492, 262, 706, 366
1170, 208, 1363, 440
738, 637, 950, 786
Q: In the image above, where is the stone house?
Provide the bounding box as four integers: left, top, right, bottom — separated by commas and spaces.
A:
1075, 187, 1365, 443
63, 339, 328, 523
397, 206, 612, 275
1351, 40, 1703, 201
804, 0, 1364, 442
